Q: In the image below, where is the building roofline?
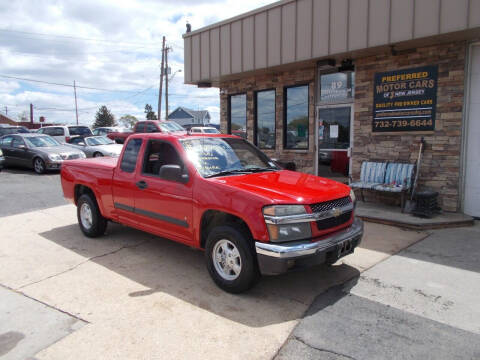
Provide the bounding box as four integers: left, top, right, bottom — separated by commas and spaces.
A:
183, 0, 292, 38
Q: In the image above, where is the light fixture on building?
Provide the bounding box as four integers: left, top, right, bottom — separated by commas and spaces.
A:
317, 59, 336, 71
338, 59, 354, 72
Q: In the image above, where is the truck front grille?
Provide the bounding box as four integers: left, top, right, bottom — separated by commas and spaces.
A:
309, 196, 351, 213
310, 196, 353, 231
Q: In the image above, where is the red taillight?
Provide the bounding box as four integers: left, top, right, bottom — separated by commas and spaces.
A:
65, 136, 70, 142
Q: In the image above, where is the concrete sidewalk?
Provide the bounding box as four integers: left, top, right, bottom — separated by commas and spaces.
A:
0, 205, 426, 359
277, 222, 480, 359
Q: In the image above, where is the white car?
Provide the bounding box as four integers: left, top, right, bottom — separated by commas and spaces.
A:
37, 125, 93, 143
189, 126, 220, 134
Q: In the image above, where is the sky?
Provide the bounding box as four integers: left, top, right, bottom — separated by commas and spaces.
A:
0, 0, 276, 126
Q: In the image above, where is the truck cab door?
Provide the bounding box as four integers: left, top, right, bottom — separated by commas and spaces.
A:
112, 138, 144, 225
133, 139, 194, 244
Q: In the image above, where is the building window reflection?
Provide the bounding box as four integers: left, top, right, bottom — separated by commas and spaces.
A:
228, 94, 247, 139
255, 89, 276, 149
284, 85, 309, 149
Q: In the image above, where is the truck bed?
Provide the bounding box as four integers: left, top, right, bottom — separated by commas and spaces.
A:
61, 157, 118, 215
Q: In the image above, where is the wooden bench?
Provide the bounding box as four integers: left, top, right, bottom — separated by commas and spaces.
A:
350, 161, 415, 211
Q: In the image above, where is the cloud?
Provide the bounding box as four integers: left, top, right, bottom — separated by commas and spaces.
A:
0, 0, 276, 125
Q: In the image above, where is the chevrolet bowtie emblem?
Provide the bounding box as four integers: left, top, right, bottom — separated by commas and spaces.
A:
332, 208, 342, 217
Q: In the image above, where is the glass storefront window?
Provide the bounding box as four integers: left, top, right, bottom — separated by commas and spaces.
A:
229, 94, 247, 139
319, 72, 354, 103
255, 90, 276, 149
284, 85, 309, 149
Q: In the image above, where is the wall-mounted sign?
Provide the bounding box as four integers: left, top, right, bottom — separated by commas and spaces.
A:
373, 65, 438, 132
319, 72, 354, 103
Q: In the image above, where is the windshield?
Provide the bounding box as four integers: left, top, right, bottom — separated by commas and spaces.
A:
24, 136, 60, 147
204, 128, 219, 133
159, 122, 185, 132
86, 136, 115, 146
181, 137, 278, 178
69, 126, 93, 136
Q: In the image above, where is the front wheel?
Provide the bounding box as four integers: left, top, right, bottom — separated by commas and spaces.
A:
77, 194, 107, 237
33, 157, 46, 174
93, 152, 103, 158
205, 224, 259, 293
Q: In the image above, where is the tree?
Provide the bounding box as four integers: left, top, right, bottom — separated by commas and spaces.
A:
118, 114, 138, 128
144, 104, 157, 120
93, 105, 115, 128
17, 111, 28, 122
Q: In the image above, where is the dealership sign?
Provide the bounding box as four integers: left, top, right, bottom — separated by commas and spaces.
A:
373, 65, 438, 132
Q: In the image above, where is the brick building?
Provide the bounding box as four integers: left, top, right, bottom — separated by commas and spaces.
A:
183, 0, 480, 216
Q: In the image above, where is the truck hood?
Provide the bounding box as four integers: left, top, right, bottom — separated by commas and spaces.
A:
210, 170, 351, 204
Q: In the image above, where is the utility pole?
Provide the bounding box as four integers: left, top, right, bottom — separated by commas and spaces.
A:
158, 36, 166, 120
30, 103, 33, 124
73, 80, 79, 125
165, 46, 170, 121
4, 106, 7, 116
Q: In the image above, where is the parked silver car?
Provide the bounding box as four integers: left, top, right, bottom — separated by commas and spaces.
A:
0, 133, 86, 174
66, 136, 123, 158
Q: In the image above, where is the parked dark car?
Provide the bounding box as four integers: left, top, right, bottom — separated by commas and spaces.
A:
92, 127, 130, 136
0, 148, 4, 171
0, 126, 30, 136
0, 133, 86, 174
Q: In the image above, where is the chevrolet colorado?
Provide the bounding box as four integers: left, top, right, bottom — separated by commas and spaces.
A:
61, 133, 363, 293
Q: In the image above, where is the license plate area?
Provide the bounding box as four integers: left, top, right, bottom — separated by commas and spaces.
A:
337, 239, 353, 258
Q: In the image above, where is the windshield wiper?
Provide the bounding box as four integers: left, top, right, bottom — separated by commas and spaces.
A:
243, 167, 278, 173
204, 169, 251, 178
205, 167, 277, 178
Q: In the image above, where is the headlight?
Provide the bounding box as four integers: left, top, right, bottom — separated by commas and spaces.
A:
349, 189, 356, 203
263, 205, 306, 216
0, 149, 3, 156
48, 154, 62, 161
263, 205, 311, 242
79, 152, 86, 158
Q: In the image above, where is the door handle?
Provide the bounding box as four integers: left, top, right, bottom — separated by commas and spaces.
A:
136, 180, 148, 189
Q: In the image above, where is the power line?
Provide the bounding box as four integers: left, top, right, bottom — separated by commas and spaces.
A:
0, 28, 164, 48
0, 74, 149, 93
1, 73, 218, 99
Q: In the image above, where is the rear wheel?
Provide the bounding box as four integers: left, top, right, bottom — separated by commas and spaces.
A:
205, 224, 259, 293
93, 152, 103, 158
77, 194, 107, 237
33, 157, 46, 174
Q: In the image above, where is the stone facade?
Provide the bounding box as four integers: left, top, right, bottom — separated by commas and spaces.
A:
220, 67, 317, 173
219, 40, 466, 212
353, 41, 466, 212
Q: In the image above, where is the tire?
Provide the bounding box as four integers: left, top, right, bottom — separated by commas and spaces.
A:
93, 152, 103, 158
205, 224, 259, 293
33, 157, 46, 174
77, 194, 107, 237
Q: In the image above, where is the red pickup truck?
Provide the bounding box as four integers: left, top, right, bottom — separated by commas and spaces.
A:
107, 120, 186, 143
61, 133, 363, 293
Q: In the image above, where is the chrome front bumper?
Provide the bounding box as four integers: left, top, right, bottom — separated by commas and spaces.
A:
255, 217, 364, 275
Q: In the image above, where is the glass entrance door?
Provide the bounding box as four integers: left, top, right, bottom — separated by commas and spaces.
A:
316, 105, 352, 182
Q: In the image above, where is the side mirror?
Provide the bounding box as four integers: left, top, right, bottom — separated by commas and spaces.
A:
18, 144, 27, 150
159, 164, 189, 183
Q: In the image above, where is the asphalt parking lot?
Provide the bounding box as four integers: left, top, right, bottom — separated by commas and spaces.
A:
1, 167, 479, 359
